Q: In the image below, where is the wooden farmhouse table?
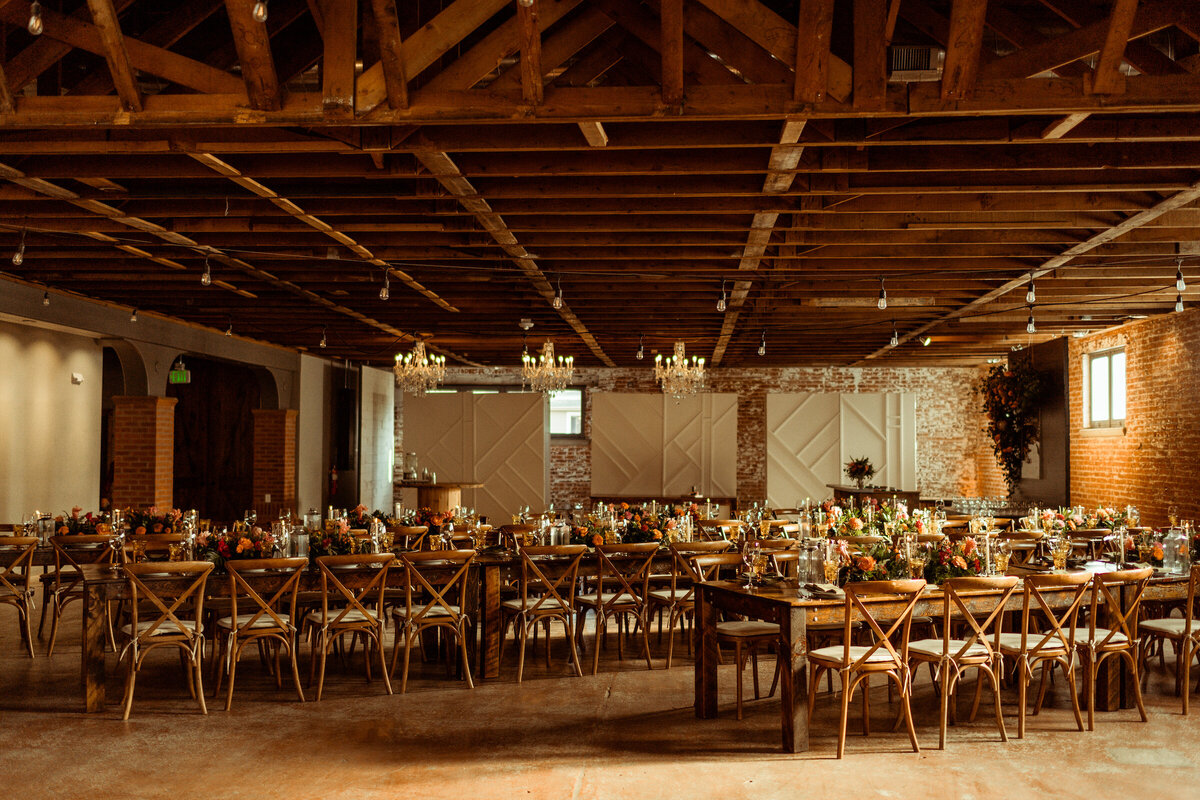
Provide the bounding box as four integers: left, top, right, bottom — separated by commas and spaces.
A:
694, 570, 1191, 753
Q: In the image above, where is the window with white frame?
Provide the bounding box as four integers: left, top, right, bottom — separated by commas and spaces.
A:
549, 388, 584, 436
1086, 347, 1126, 428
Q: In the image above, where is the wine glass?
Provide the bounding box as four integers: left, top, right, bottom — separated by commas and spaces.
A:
1168, 505, 1179, 528
742, 545, 757, 590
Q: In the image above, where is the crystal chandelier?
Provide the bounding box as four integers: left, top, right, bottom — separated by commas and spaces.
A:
393, 340, 446, 395
655, 341, 706, 399
522, 341, 574, 393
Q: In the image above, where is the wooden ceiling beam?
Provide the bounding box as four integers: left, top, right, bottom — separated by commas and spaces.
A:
1086, 0, 1140, 95
517, 0, 545, 105
940, 0, 989, 101
590, 0, 737, 85
793, 0, 834, 103
321, 0, 358, 116
224, 0, 283, 111
84, 0, 142, 112
490, 6, 612, 91
660, 0, 683, 106
1039, 0, 1185, 77
369, 0, 410, 109
853, 0, 888, 111
3, 0, 138, 93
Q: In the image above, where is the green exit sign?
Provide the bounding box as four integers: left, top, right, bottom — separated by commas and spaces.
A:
168, 368, 191, 385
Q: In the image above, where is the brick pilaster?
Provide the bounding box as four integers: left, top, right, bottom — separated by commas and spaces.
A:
252, 408, 298, 518
111, 395, 177, 510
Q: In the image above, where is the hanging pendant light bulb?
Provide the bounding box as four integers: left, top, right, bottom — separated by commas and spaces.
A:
319, 327, 327, 348
716, 280, 727, 313
636, 333, 644, 361
1176, 258, 1187, 292
225, 321, 233, 336
12, 229, 25, 266
201, 256, 212, 286
552, 276, 563, 309
129, 308, 138, 323
42, 290, 50, 306
757, 329, 766, 357
379, 270, 390, 301
1176, 293, 1185, 313
1026, 307, 1036, 334
27, 2, 43, 36
877, 277, 887, 310
252, 0, 268, 23
1026, 274, 1036, 304
889, 323, 899, 348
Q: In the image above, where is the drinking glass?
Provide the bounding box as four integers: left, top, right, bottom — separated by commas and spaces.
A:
1050, 537, 1072, 571
823, 558, 840, 585
908, 554, 926, 580
992, 542, 1011, 575
1168, 505, 1179, 528
742, 545, 757, 589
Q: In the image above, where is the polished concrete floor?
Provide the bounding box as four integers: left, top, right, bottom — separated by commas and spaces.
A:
1, 606, 1198, 800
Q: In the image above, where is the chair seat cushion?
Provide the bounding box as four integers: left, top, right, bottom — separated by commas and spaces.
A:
306, 608, 380, 625
501, 597, 569, 612
1140, 618, 1191, 638
648, 588, 691, 604
717, 619, 780, 638
908, 638, 992, 661
809, 644, 900, 667
576, 591, 638, 606
391, 604, 461, 620
996, 632, 1069, 655
121, 619, 199, 637
1081, 627, 1129, 648
217, 613, 291, 631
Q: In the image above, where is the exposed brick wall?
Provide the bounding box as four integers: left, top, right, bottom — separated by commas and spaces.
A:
111, 395, 177, 510
399, 366, 994, 510
252, 408, 298, 517
1069, 310, 1200, 528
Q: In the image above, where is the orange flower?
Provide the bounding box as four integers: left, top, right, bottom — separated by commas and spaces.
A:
849, 517, 864, 531
236, 537, 252, 554
151, 522, 164, 533
134, 526, 146, 536
855, 556, 876, 573
963, 537, 977, 556
591, 534, 605, 547
952, 555, 968, 570
56, 525, 68, 536
620, 502, 629, 510
652, 530, 662, 540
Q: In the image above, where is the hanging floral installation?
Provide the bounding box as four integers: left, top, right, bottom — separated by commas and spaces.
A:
979, 361, 1044, 496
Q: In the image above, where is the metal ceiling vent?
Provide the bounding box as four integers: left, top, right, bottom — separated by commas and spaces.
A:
889, 46, 944, 82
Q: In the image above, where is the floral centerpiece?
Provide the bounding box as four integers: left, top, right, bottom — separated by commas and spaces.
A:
401, 507, 446, 531
835, 539, 909, 582
54, 507, 103, 536
197, 526, 280, 568
924, 537, 987, 585
979, 361, 1043, 496
571, 516, 608, 548
309, 518, 357, 558
843, 456, 876, 489
125, 506, 182, 535
347, 504, 388, 529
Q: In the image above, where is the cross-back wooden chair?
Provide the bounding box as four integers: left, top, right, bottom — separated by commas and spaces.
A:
1078, 567, 1153, 730
996, 571, 1091, 738
118, 561, 214, 720
391, 549, 476, 693
693, 552, 786, 719
1140, 564, 1200, 714
906, 576, 1019, 749
0, 536, 39, 657
497, 524, 537, 550
649, 540, 734, 668
500, 544, 586, 682
307, 553, 395, 700
47, 534, 118, 656
213, 557, 308, 710
694, 519, 744, 542
576, 542, 659, 675
998, 529, 1043, 567
122, 533, 183, 563
807, 578, 926, 758
393, 526, 428, 550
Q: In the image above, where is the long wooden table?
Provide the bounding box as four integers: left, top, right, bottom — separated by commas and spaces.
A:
693, 572, 1190, 753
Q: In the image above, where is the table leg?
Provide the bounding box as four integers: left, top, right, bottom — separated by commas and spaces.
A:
1093, 582, 1133, 712
777, 605, 809, 753
82, 584, 107, 712
478, 563, 502, 679
694, 584, 718, 719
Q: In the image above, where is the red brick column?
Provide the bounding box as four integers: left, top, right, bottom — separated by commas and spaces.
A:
111, 396, 177, 510
252, 409, 298, 518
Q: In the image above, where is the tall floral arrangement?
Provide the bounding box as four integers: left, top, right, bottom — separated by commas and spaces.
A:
979, 361, 1043, 496
125, 506, 182, 535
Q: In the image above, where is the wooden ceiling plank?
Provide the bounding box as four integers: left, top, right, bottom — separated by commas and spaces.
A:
321, 0, 358, 116
84, 0, 143, 112
553, 29, 626, 86
660, 0, 683, 105
224, 0, 283, 111
370, 0, 410, 109
940, 0, 989, 101
577, 120, 609, 146
853, 0, 888, 111
0, 3, 244, 96
357, 0, 511, 111
1042, 111, 1091, 138
0, 63, 14, 114
518, 0, 545, 105
794, 0, 834, 103
490, 6, 613, 90
1086, 0, 1140, 95
590, 0, 736, 85
694, 0, 850, 101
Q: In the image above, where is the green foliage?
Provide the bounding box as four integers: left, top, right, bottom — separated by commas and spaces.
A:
979, 361, 1043, 496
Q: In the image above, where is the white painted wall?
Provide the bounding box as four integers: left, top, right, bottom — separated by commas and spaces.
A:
0, 320, 102, 521
297, 354, 332, 515
359, 365, 395, 513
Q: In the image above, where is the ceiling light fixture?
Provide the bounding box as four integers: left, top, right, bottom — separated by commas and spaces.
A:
636, 333, 644, 361
522, 341, 574, 393
552, 276, 563, 310
921, 336, 932, 347
12, 229, 25, 266
716, 280, 727, 313
319, 327, 327, 348
225, 320, 233, 336
1026, 273, 1036, 304
201, 256, 212, 286
1026, 306, 1036, 334
41, 290, 49, 306
889, 322, 899, 348
379, 270, 390, 301
27, 2, 43, 36
518, 0, 534, 6
394, 340, 447, 395
1176, 257, 1187, 292
1176, 293, 1185, 313
655, 341, 706, 399
129, 308, 138, 323
757, 329, 766, 357
252, 0, 268, 23
877, 277, 887, 310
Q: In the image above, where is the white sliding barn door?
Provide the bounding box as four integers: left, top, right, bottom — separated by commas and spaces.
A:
839, 393, 917, 491
591, 393, 736, 497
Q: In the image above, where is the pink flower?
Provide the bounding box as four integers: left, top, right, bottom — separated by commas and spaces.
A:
70, 506, 83, 517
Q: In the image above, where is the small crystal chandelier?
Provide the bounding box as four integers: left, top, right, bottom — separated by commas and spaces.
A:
522, 341, 574, 392
655, 341, 706, 399
393, 340, 446, 395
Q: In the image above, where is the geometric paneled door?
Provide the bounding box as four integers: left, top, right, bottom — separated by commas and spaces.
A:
766, 392, 917, 507
402, 391, 547, 523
